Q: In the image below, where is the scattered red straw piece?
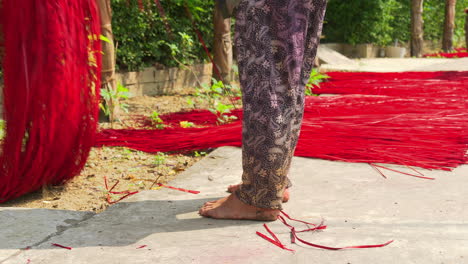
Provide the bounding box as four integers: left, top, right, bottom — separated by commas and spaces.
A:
51, 243, 72, 250
106, 191, 139, 205
405, 165, 425, 177
371, 164, 435, 180
257, 211, 394, 252
256, 224, 294, 252
290, 227, 394, 250
137, 245, 147, 249
156, 183, 200, 194
370, 163, 387, 179
104, 176, 139, 204
280, 211, 326, 229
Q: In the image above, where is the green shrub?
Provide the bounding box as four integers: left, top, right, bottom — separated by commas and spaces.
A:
323, 0, 468, 47
323, 0, 400, 45
111, 0, 214, 71
424, 0, 468, 46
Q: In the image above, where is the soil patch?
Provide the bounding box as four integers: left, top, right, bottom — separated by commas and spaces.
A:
0, 95, 217, 212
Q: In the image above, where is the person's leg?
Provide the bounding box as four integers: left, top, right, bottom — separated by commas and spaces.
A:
199, 0, 327, 220
212, 0, 233, 83
97, 0, 120, 122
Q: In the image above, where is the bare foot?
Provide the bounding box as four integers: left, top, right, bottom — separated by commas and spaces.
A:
227, 184, 290, 203
199, 194, 279, 221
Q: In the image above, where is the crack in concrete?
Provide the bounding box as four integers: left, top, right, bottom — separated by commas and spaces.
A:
0, 211, 96, 263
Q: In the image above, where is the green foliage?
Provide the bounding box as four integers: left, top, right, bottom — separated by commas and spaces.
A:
424, 0, 468, 46
111, 0, 214, 71
153, 152, 167, 166
189, 79, 240, 125
100, 82, 131, 118
180, 121, 195, 128
149, 111, 165, 129
305, 69, 329, 96
323, 0, 468, 46
323, 0, 400, 45
0, 119, 5, 140
194, 151, 207, 157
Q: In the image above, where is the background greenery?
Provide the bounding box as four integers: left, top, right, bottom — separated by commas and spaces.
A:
111, 0, 214, 71
322, 0, 468, 46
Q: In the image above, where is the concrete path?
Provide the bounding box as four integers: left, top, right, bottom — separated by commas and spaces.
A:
1, 147, 467, 264
320, 57, 468, 72
317, 46, 359, 67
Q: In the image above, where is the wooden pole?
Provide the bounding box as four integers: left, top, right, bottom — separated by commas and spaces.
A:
465, 8, 468, 49
411, 0, 425, 57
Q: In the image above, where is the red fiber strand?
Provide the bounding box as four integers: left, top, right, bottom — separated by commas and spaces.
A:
370, 164, 387, 179
96, 72, 468, 172
104, 177, 139, 204
0, 0, 101, 203
154, 0, 173, 38
424, 48, 468, 58
51, 243, 72, 250
138, 0, 144, 10
313, 71, 468, 97
156, 183, 200, 194
256, 224, 295, 252
274, 213, 394, 251
371, 164, 435, 180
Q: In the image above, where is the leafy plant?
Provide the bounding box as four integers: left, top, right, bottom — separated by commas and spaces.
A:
323, 0, 400, 46
323, 0, 468, 47
154, 152, 167, 166
180, 121, 195, 128
149, 111, 165, 129
194, 151, 207, 157
0, 120, 5, 140
305, 69, 329, 96
100, 82, 131, 121
111, 0, 214, 71
189, 79, 239, 124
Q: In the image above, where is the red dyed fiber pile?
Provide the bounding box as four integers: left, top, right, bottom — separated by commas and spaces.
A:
97, 71, 468, 171
0, 0, 102, 202
424, 48, 468, 58
313, 71, 468, 97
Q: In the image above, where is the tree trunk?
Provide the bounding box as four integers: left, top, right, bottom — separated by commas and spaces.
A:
212, 1, 233, 84
411, 0, 424, 57
465, 8, 468, 49
442, 0, 456, 52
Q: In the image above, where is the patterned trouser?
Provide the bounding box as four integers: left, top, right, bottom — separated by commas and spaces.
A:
234, 0, 327, 209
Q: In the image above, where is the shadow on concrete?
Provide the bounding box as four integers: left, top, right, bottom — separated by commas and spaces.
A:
0, 197, 260, 250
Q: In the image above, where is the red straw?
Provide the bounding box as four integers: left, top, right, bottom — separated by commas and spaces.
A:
157, 183, 200, 194
51, 243, 72, 250
258, 212, 395, 251
371, 164, 435, 180
104, 176, 139, 204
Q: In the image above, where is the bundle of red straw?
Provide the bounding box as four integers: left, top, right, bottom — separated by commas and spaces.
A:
423, 48, 468, 58
0, 0, 101, 202
97, 71, 468, 170
313, 71, 468, 97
